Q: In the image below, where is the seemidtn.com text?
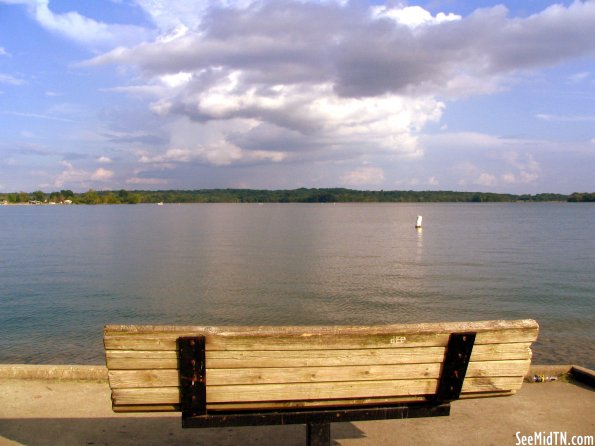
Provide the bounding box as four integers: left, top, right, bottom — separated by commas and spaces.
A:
516, 432, 594, 446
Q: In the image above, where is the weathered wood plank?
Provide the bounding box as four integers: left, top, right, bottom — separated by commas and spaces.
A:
204, 396, 429, 411
111, 391, 517, 413
111, 396, 428, 412
108, 360, 530, 389
109, 364, 439, 388
470, 342, 532, 362
462, 376, 524, 392
105, 343, 532, 370
468, 359, 531, 378
104, 319, 538, 336
112, 404, 178, 412
104, 327, 538, 351
104, 333, 448, 351
107, 347, 445, 370
106, 350, 178, 370
109, 369, 179, 388
111, 376, 523, 406
113, 379, 436, 405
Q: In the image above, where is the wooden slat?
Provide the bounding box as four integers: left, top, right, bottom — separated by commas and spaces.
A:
111, 391, 517, 413
462, 376, 524, 392
207, 346, 446, 367
111, 376, 523, 406
104, 327, 538, 352
203, 396, 430, 411
113, 404, 178, 412
466, 359, 531, 378
109, 364, 439, 388
111, 396, 429, 413
106, 350, 178, 370
108, 359, 530, 389
105, 342, 532, 370
113, 379, 436, 405
109, 369, 179, 388
469, 342, 532, 361
208, 390, 517, 407
104, 332, 449, 351
103, 320, 539, 352
460, 390, 516, 399
104, 319, 538, 336
106, 347, 444, 370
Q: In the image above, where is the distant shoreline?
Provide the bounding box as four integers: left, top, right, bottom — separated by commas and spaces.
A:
0, 200, 577, 206
2, 188, 593, 205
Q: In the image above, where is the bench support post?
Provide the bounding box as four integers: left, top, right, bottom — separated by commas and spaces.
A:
306, 422, 330, 446
178, 336, 207, 417
435, 332, 476, 403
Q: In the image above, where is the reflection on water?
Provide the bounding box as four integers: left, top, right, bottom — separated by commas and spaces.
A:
416, 227, 423, 263
0, 203, 593, 368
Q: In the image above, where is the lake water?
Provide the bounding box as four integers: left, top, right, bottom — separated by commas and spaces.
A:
0, 203, 593, 368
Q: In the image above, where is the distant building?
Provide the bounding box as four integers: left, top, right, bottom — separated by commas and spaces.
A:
64, 199, 73, 204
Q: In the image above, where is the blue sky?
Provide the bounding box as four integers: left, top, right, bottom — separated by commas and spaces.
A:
1, 0, 594, 193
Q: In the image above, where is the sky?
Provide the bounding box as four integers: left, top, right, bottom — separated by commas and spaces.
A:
0, 0, 594, 194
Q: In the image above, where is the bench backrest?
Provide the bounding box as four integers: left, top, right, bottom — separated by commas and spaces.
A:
104, 319, 538, 413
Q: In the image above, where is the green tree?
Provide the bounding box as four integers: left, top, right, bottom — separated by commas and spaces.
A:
82, 189, 100, 204
31, 190, 46, 202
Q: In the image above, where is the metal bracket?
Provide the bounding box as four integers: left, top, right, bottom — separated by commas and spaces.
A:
178, 336, 206, 417
181, 402, 450, 428
435, 332, 476, 403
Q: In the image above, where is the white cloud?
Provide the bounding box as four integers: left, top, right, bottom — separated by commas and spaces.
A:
139, 141, 287, 167
341, 166, 385, 187
3, 0, 579, 191
126, 176, 168, 185
476, 173, 498, 187
91, 167, 114, 181
2, 0, 152, 48
536, 113, 595, 122
568, 71, 590, 84
0, 110, 78, 122
160, 72, 192, 88
0, 47, 9, 56
129, 0, 205, 33
97, 156, 112, 163
0, 73, 25, 85
80, 0, 595, 180
499, 152, 540, 184
20, 130, 35, 138
54, 162, 114, 187
446, 144, 542, 189
53, 161, 87, 187
455, 162, 494, 188
371, 5, 461, 29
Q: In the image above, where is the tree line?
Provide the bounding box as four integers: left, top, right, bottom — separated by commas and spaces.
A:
567, 192, 595, 202
3, 188, 592, 204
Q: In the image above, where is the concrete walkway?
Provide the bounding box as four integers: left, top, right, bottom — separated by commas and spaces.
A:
0, 374, 593, 445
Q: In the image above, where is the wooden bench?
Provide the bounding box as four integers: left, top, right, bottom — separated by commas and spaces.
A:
104, 319, 539, 445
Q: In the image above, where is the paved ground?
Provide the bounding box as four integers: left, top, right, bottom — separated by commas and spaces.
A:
0, 376, 593, 446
